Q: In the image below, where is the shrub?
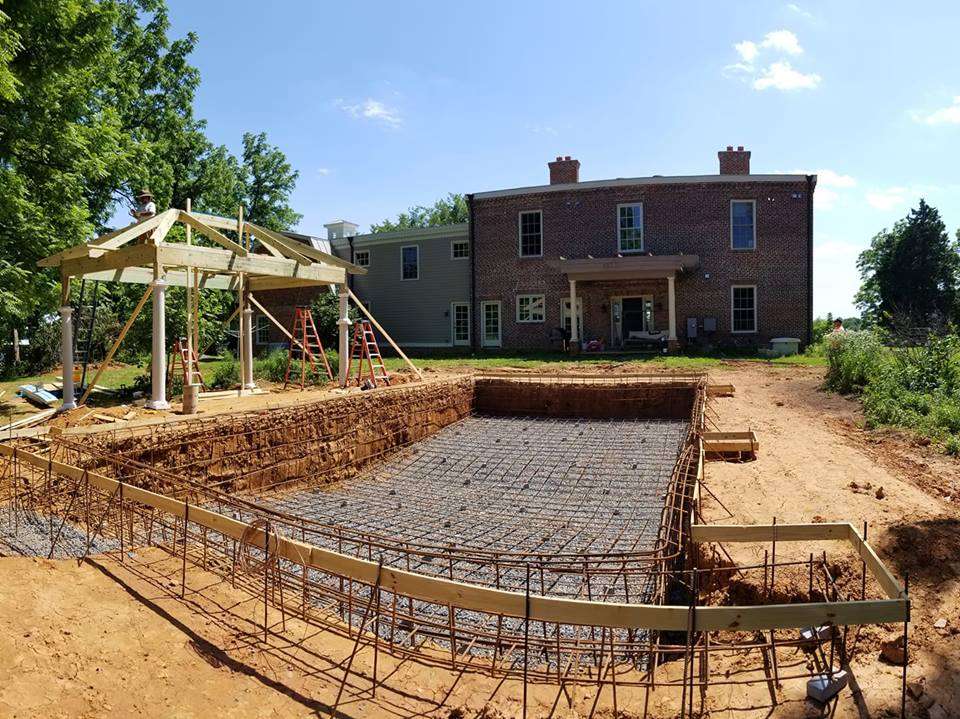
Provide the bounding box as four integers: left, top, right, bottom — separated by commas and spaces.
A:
824, 330, 887, 394
209, 357, 240, 390
253, 347, 338, 385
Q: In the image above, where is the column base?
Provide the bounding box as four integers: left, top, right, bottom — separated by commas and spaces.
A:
242, 382, 257, 390
146, 399, 171, 410
59, 400, 77, 412
667, 339, 681, 352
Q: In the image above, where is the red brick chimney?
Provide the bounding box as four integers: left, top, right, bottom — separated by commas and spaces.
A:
718, 145, 751, 175
548, 155, 580, 184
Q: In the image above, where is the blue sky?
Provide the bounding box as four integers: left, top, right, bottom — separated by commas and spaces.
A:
166, 0, 960, 318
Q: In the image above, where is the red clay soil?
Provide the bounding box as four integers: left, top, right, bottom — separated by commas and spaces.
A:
1, 362, 958, 717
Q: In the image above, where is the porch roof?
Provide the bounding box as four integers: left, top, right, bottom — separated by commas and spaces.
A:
548, 254, 699, 282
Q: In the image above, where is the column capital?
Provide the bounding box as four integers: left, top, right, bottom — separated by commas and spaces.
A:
152, 278, 169, 289
58, 306, 73, 318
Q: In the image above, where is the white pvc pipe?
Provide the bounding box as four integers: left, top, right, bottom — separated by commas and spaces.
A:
59, 306, 77, 411
146, 278, 170, 410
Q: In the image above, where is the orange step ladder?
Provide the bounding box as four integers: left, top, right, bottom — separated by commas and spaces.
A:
167, 337, 206, 390
284, 306, 333, 389
346, 320, 390, 388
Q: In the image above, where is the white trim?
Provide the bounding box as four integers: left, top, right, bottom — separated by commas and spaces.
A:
616, 202, 644, 253
518, 210, 543, 258
731, 284, 758, 333
400, 244, 420, 281
730, 199, 757, 251
353, 249, 370, 267
451, 301, 470, 345
330, 223, 468, 251
450, 239, 470, 260
474, 174, 813, 200
515, 294, 546, 323
612, 294, 658, 346
481, 300, 502, 347
560, 297, 583, 337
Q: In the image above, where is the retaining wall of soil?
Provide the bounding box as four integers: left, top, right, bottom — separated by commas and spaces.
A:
473, 378, 697, 420
74, 378, 475, 496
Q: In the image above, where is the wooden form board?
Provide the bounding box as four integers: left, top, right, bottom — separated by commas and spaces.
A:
702, 430, 759, 453
0, 442, 907, 631
707, 384, 735, 397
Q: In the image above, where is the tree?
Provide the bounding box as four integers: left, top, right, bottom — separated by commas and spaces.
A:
855, 199, 960, 329
239, 132, 301, 231
370, 193, 467, 233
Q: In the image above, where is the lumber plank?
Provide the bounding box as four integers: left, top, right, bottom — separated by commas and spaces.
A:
179, 211, 248, 256
702, 430, 759, 452
707, 384, 735, 397
80, 266, 238, 290
156, 244, 345, 285
691, 523, 851, 543
848, 526, 904, 599
246, 221, 364, 273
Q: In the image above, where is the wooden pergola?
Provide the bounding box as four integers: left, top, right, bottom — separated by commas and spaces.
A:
38, 204, 385, 410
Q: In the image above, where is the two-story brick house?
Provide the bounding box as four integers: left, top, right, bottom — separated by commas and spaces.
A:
469, 147, 815, 351
256, 146, 814, 352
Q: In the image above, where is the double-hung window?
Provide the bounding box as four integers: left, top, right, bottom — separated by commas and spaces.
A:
516, 294, 545, 323
731, 200, 756, 250
255, 314, 270, 345
731, 285, 757, 333
401, 245, 419, 280
518, 211, 542, 257
617, 203, 644, 252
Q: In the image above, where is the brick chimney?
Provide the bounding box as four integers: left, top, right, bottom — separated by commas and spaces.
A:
718, 145, 751, 175
548, 155, 580, 184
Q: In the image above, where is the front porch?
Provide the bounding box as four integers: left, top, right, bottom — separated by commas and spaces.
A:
549, 255, 699, 351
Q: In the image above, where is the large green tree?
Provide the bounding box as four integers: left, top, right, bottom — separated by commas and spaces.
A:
856, 199, 960, 328
370, 193, 467, 233
239, 131, 301, 231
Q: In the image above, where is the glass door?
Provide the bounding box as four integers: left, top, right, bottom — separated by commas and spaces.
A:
451, 302, 470, 345
481, 301, 501, 347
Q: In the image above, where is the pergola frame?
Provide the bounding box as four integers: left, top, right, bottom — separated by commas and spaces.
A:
39, 203, 367, 410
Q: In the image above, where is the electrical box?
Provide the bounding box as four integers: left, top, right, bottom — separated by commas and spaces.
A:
686, 317, 698, 339
703, 317, 717, 332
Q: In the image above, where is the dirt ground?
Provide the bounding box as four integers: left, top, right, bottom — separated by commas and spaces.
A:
1, 362, 958, 717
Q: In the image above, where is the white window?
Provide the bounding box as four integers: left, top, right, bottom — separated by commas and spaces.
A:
354, 249, 370, 267
731, 200, 756, 250
482, 301, 501, 347
401, 245, 419, 280
617, 203, 644, 253
516, 294, 545, 323
451, 302, 470, 345
451, 240, 470, 259
518, 210, 542, 257
731, 285, 757, 333
255, 314, 270, 345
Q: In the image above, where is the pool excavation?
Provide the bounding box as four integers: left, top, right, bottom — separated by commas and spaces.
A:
0, 373, 911, 716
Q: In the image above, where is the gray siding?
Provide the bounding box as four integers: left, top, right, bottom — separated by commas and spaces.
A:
334, 231, 470, 346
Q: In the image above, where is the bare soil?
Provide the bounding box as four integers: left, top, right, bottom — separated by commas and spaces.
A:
1, 362, 958, 717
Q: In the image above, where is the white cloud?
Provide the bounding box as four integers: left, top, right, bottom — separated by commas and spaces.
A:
753, 61, 821, 90
787, 3, 815, 20
816, 169, 857, 188
865, 187, 910, 211
815, 187, 839, 210
316, 167, 331, 176
734, 40, 758, 63
529, 124, 559, 137
760, 30, 803, 55
781, 169, 856, 211
334, 98, 403, 128
915, 96, 960, 125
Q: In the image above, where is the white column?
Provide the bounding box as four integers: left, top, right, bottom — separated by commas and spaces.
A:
568, 278, 579, 344
59, 307, 77, 411
242, 304, 255, 389
667, 273, 677, 341
147, 278, 170, 410
337, 285, 351, 387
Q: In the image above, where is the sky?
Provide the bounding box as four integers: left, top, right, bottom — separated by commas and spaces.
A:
165, 0, 960, 319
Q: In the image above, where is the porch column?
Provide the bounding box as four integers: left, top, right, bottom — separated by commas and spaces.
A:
667, 273, 677, 341
337, 284, 351, 387
147, 277, 170, 410
569, 278, 579, 344
59, 306, 77, 411
242, 303, 255, 389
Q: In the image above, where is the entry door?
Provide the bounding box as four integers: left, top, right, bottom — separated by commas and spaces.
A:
620, 296, 654, 339
451, 302, 470, 346
561, 298, 583, 337
481, 301, 501, 347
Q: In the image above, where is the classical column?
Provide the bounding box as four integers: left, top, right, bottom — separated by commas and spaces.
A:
147, 278, 170, 410
569, 278, 579, 344
59, 306, 77, 411
667, 273, 677, 341
337, 285, 351, 387
242, 303, 255, 389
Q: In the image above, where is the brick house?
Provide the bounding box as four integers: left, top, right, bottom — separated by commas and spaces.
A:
256, 146, 814, 352
469, 147, 815, 350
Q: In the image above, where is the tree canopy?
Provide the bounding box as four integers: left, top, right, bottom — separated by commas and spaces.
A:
0, 0, 303, 374
855, 199, 960, 329
370, 193, 467, 233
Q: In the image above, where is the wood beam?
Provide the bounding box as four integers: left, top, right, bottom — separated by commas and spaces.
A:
80, 266, 238, 291
246, 221, 363, 273
156, 243, 345, 284
179, 211, 248, 255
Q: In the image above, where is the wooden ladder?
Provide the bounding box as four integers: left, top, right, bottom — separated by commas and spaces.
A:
167, 337, 206, 390
347, 320, 390, 388
284, 306, 333, 389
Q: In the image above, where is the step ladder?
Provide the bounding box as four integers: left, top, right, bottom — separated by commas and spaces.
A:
167, 337, 206, 390
284, 306, 333, 389
346, 320, 390, 388
72, 279, 101, 392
